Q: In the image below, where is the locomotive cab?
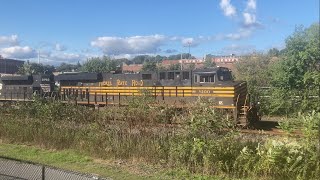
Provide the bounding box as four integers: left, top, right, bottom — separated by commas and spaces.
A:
193, 67, 232, 85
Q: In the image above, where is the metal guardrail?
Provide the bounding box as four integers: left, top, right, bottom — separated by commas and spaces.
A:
0, 156, 110, 180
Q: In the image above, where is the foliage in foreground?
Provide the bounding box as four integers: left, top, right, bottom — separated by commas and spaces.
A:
0, 99, 319, 179
234, 23, 320, 116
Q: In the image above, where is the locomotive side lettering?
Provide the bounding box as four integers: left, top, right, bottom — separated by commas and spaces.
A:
132, 80, 144, 86
117, 79, 127, 86
198, 90, 211, 94
100, 81, 113, 86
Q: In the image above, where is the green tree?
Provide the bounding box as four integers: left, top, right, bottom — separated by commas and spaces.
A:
142, 61, 158, 72
203, 57, 215, 68
132, 55, 152, 64
272, 24, 320, 89
56, 62, 81, 72
271, 23, 320, 113
81, 56, 118, 73
167, 53, 195, 60
18, 61, 55, 75
234, 54, 272, 95
267, 48, 280, 57
185, 63, 196, 70
167, 63, 181, 70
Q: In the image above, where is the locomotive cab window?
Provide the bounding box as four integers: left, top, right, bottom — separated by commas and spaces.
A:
142, 74, 152, 80
175, 72, 180, 79
168, 72, 174, 80
182, 71, 189, 80
194, 73, 215, 83
159, 72, 166, 80
218, 70, 232, 81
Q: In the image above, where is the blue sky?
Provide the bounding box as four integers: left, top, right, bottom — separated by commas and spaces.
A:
0, 0, 318, 64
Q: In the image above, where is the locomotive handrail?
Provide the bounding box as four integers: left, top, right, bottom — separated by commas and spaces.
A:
235, 94, 240, 109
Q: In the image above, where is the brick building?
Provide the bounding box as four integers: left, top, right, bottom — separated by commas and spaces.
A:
212, 56, 239, 71
121, 56, 240, 73
122, 63, 143, 73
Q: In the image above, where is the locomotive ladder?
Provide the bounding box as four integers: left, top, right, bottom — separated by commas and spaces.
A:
238, 94, 250, 127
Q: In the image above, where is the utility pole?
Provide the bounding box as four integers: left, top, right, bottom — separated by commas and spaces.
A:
187, 42, 191, 59
38, 50, 40, 64
180, 52, 183, 70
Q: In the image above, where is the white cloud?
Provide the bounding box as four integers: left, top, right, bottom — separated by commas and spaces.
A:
49, 53, 83, 63
220, 0, 237, 17
225, 28, 253, 40
0, 35, 19, 46
113, 54, 135, 59
243, 12, 256, 26
220, 44, 256, 55
55, 43, 67, 51
164, 49, 177, 54
91, 35, 167, 55
0, 46, 36, 59
181, 38, 199, 47
246, 0, 256, 11
242, 0, 261, 27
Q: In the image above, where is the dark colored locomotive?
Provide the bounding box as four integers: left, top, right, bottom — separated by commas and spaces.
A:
0, 74, 54, 100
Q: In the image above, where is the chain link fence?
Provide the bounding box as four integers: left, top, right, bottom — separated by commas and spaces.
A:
0, 156, 110, 180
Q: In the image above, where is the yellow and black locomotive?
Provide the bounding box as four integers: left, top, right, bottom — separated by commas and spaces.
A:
0, 67, 259, 125
56, 67, 257, 125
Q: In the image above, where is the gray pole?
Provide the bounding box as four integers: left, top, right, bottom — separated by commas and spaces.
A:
188, 43, 191, 59
42, 166, 45, 180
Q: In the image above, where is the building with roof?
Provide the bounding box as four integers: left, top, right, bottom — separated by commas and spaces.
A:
122, 63, 144, 73
121, 55, 240, 73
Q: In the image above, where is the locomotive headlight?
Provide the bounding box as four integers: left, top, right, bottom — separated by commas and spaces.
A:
218, 101, 223, 105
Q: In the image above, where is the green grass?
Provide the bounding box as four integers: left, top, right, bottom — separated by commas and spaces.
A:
0, 142, 231, 180
0, 142, 158, 180
1, 101, 318, 180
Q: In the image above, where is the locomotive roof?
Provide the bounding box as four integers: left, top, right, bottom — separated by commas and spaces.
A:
0, 75, 32, 81
55, 72, 100, 81
193, 67, 229, 73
